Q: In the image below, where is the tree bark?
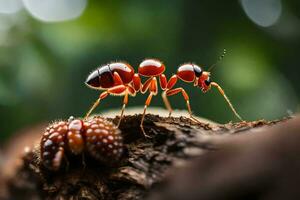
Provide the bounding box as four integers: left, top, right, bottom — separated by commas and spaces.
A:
1, 113, 298, 200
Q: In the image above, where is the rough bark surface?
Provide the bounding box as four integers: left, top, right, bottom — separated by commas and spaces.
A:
1, 114, 296, 200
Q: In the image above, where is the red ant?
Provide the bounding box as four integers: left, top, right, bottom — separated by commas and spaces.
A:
162, 50, 243, 122
85, 51, 243, 137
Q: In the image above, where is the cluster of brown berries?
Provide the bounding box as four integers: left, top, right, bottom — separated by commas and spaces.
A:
40, 116, 123, 171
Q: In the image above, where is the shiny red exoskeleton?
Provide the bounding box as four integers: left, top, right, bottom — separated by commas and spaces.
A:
41, 116, 123, 171
85, 54, 243, 137
138, 59, 168, 133
162, 63, 243, 122
85, 62, 141, 127
85, 59, 168, 136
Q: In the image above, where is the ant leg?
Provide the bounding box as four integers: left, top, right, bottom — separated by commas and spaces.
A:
84, 85, 127, 120
117, 89, 128, 127
84, 91, 109, 120
141, 77, 153, 93
140, 77, 157, 137
132, 73, 142, 92
86, 72, 124, 122
162, 91, 173, 117
211, 82, 243, 121
113, 72, 124, 85
162, 74, 178, 117
166, 75, 178, 90
127, 84, 136, 97
159, 74, 167, 90
140, 92, 154, 138
166, 87, 202, 123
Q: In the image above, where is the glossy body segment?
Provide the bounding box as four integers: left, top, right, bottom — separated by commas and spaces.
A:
97, 65, 114, 88
86, 62, 134, 90
138, 59, 165, 77
85, 70, 101, 88
177, 64, 196, 82
193, 65, 203, 77
109, 62, 134, 85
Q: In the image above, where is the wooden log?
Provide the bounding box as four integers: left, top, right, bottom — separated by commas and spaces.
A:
1, 113, 294, 200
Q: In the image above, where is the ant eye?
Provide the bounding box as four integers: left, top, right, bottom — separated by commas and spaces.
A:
193, 65, 202, 77
205, 79, 211, 86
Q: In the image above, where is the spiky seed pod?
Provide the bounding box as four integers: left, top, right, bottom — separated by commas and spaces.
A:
40, 116, 124, 171
85, 116, 124, 165
67, 119, 84, 155
40, 121, 68, 171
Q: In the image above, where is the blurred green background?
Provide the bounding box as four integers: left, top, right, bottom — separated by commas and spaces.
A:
0, 0, 299, 142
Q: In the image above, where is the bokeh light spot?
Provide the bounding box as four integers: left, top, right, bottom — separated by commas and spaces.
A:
219, 46, 269, 91
0, 0, 23, 14
23, 0, 87, 22
240, 0, 282, 27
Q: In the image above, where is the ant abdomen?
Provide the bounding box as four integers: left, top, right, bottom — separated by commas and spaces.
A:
85, 62, 135, 89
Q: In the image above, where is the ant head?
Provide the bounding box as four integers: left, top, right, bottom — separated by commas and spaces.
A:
196, 71, 211, 93
196, 49, 226, 92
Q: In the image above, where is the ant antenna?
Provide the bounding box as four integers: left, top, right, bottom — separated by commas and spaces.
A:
208, 49, 226, 72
